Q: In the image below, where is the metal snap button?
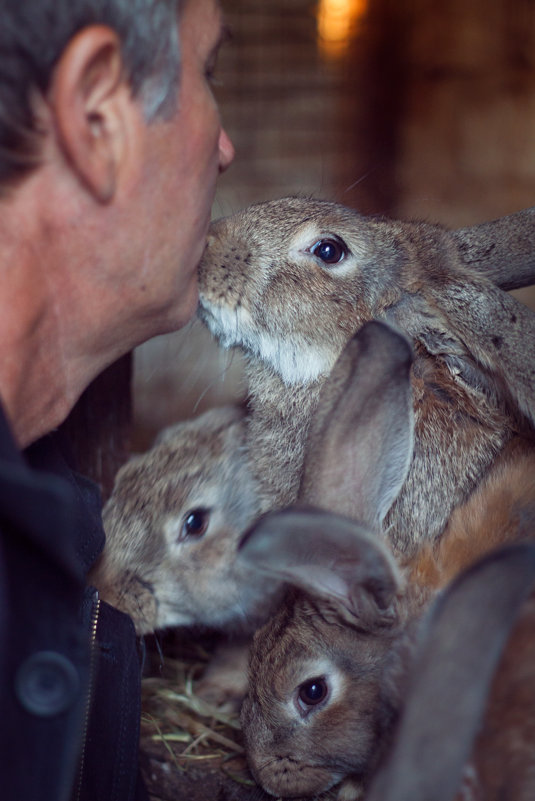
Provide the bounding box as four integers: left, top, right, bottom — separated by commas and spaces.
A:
15, 651, 80, 716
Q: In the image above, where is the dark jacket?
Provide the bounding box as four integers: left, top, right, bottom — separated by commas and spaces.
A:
0, 406, 148, 801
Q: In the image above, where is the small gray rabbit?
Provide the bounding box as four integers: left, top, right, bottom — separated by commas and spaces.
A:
237, 321, 535, 801
198, 197, 535, 556
89, 405, 277, 635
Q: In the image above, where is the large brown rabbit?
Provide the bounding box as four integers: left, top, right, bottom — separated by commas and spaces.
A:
198, 198, 535, 556
238, 321, 535, 801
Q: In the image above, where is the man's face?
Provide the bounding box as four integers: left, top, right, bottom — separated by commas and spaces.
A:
131, 0, 234, 332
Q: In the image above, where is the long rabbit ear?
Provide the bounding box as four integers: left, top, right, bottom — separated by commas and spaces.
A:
366, 541, 535, 801
239, 508, 401, 627
453, 206, 535, 290
299, 320, 414, 530
425, 275, 535, 427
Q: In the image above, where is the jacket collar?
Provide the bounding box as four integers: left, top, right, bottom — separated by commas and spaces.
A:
0, 402, 105, 574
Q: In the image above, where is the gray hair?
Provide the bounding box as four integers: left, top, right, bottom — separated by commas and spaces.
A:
0, 0, 183, 187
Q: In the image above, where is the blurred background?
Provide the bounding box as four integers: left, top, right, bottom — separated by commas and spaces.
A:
132, 0, 535, 449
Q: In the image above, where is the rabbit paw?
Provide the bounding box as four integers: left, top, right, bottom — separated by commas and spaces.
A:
336, 776, 365, 801
194, 641, 250, 714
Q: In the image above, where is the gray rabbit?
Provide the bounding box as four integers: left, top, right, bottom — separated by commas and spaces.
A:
89, 405, 277, 635
198, 197, 535, 556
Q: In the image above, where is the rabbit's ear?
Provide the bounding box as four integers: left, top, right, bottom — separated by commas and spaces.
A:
453, 206, 535, 290
239, 507, 401, 627
366, 541, 535, 801
299, 320, 414, 530
425, 276, 535, 428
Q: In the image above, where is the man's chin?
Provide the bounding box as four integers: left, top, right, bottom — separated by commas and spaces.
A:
164, 277, 200, 333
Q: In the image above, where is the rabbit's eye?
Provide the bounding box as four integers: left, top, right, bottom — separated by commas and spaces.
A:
297, 677, 328, 708
182, 508, 210, 538
310, 238, 347, 265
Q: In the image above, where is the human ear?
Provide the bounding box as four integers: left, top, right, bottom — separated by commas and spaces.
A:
48, 25, 134, 203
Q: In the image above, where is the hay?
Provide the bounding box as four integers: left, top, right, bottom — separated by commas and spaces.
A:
139, 635, 257, 798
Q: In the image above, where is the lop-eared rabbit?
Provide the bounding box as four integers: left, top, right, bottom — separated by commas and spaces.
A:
198, 198, 535, 556
238, 321, 535, 801
89, 405, 276, 635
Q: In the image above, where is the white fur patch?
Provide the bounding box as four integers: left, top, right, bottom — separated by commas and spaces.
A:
200, 298, 334, 385
198, 299, 247, 349
253, 331, 334, 385
336, 777, 364, 801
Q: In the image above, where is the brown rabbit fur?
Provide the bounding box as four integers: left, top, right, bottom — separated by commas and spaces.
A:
364, 541, 535, 801
406, 436, 535, 590
462, 593, 535, 801
238, 322, 535, 801
377, 448, 535, 801
198, 197, 535, 557
89, 405, 277, 635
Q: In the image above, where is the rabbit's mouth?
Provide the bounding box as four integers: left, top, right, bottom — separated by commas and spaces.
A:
100, 572, 158, 636
251, 753, 342, 798
197, 295, 247, 349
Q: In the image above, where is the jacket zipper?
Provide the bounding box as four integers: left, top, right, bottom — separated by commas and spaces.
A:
74, 590, 101, 801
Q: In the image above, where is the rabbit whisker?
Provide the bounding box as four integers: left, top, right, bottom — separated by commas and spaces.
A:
343, 167, 377, 194
192, 346, 241, 414
254, 754, 282, 773
151, 631, 165, 672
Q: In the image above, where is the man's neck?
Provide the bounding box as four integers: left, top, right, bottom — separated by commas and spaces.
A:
0, 183, 82, 447
0, 274, 71, 447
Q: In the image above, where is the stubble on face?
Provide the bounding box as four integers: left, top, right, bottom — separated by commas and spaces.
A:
132, 0, 233, 332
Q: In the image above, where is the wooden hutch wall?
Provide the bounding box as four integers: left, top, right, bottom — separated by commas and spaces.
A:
131, 0, 535, 450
